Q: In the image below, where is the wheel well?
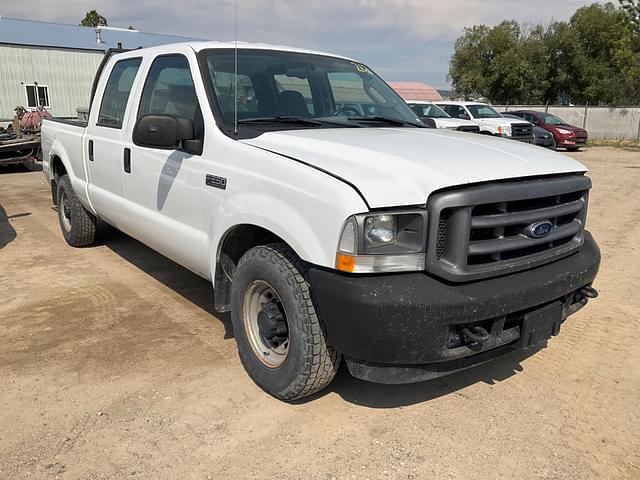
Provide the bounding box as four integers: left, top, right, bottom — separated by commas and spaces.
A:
50, 156, 67, 205
213, 224, 288, 312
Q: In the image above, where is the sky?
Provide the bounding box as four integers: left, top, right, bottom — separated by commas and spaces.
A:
0, 0, 599, 89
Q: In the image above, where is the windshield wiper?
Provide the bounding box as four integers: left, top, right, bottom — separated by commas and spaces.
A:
238, 116, 326, 126
345, 116, 426, 128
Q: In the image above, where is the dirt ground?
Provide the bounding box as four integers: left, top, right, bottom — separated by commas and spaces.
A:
1, 146, 639, 480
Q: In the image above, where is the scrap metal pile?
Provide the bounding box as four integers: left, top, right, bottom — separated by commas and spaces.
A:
0, 106, 49, 166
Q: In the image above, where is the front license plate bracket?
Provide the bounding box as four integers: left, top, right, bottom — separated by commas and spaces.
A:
517, 301, 563, 347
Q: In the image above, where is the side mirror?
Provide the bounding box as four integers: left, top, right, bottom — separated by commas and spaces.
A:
420, 117, 437, 128
133, 114, 202, 154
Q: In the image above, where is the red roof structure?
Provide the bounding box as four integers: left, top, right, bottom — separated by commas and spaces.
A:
388, 82, 443, 102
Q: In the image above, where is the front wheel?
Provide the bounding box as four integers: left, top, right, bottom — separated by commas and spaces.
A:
230, 244, 341, 401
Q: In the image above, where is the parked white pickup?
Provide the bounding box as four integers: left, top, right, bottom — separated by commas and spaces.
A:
406, 100, 480, 132
437, 101, 535, 142
41, 41, 600, 401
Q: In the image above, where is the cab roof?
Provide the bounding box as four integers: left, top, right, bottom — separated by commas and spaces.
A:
116, 40, 355, 62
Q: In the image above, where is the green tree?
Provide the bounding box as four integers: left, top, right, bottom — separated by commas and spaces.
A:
449, 21, 550, 104
619, 0, 640, 33
449, 1, 640, 105
80, 10, 108, 27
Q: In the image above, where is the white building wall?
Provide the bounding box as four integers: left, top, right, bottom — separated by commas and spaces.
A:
0, 44, 103, 120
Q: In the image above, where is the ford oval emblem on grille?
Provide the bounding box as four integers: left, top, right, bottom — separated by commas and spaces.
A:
524, 220, 554, 239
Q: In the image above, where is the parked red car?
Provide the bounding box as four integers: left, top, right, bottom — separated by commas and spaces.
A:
506, 110, 588, 151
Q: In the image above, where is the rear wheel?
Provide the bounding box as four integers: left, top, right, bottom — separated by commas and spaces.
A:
56, 174, 96, 247
230, 243, 341, 401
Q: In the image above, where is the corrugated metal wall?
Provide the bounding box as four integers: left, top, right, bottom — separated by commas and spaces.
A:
499, 105, 640, 140
0, 44, 103, 120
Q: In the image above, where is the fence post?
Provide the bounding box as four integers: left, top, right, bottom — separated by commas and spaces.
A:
583, 101, 589, 129
545, 101, 549, 113
636, 112, 640, 141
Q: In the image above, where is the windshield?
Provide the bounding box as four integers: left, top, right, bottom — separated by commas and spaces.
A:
540, 113, 566, 125
409, 103, 450, 118
467, 104, 502, 119
200, 49, 421, 134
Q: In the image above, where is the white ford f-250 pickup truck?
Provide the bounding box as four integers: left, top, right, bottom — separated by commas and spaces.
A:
437, 101, 535, 143
41, 42, 600, 401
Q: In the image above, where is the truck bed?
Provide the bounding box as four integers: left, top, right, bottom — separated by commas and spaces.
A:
41, 117, 87, 188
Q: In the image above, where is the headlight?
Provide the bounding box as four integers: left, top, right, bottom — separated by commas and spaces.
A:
557, 128, 572, 135
364, 215, 396, 247
497, 126, 511, 137
335, 211, 427, 273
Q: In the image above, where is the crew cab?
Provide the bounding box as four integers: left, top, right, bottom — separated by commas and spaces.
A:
406, 101, 480, 133
41, 42, 600, 401
437, 101, 534, 143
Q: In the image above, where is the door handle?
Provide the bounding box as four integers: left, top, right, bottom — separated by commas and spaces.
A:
88, 140, 94, 161
123, 148, 131, 173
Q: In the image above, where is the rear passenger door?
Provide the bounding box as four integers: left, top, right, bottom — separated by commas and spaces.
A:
86, 57, 142, 228
123, 52, 209, 276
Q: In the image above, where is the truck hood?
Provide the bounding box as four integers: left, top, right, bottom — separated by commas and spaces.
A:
474, 117, 527, 127
433, 117, 478, 128
242, 128, 587, 208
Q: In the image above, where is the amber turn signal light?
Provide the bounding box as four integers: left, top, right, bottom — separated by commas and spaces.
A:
335, 253, 355, 273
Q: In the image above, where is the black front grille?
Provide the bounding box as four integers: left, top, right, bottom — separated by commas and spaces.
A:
427, 175, 591, 282
512, 123, 533, 137
457, 125, 481, 133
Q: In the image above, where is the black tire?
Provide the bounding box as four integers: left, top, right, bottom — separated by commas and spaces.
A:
566, 147, 580, 152
230, 243, 341, 401
550, 137, 557, 150
56, 174, 96, 247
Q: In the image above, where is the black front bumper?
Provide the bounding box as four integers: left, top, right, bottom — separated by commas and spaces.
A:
308, 232, 600, 383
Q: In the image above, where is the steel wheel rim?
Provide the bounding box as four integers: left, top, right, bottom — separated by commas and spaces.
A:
60, 191, 72, 232
243, 280, 290, 368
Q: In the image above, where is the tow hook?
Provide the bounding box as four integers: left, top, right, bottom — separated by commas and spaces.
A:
579, 286, 598, 299
567, 285, 599, 315
462, 325, 490, 345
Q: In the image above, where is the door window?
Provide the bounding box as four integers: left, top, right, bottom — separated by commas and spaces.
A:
97, 58, 142, 128
138, 55, 204, 143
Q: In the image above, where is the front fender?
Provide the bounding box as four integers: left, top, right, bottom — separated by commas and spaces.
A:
208, 190, 365, 281
210, 194, 338, 278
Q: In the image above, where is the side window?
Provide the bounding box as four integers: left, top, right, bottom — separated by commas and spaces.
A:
97, 58, 142, 128
138, 55, 203, 142
441, 105, 455, 117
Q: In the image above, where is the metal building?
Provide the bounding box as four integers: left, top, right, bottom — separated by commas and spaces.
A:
0, 16, 195, 120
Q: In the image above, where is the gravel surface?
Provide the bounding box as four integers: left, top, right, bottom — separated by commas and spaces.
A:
1, 147, 639, 479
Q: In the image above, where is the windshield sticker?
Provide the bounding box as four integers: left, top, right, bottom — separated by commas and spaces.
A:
352, 63, 371, 73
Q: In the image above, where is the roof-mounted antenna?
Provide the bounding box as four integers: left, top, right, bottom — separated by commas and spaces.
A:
234, 0, 239, 136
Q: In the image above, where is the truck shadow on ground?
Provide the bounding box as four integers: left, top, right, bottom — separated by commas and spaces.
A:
0, 204, 17, 249
96, 222, 542, 408
317, 346, 542, 408
96, 222, 234, 339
